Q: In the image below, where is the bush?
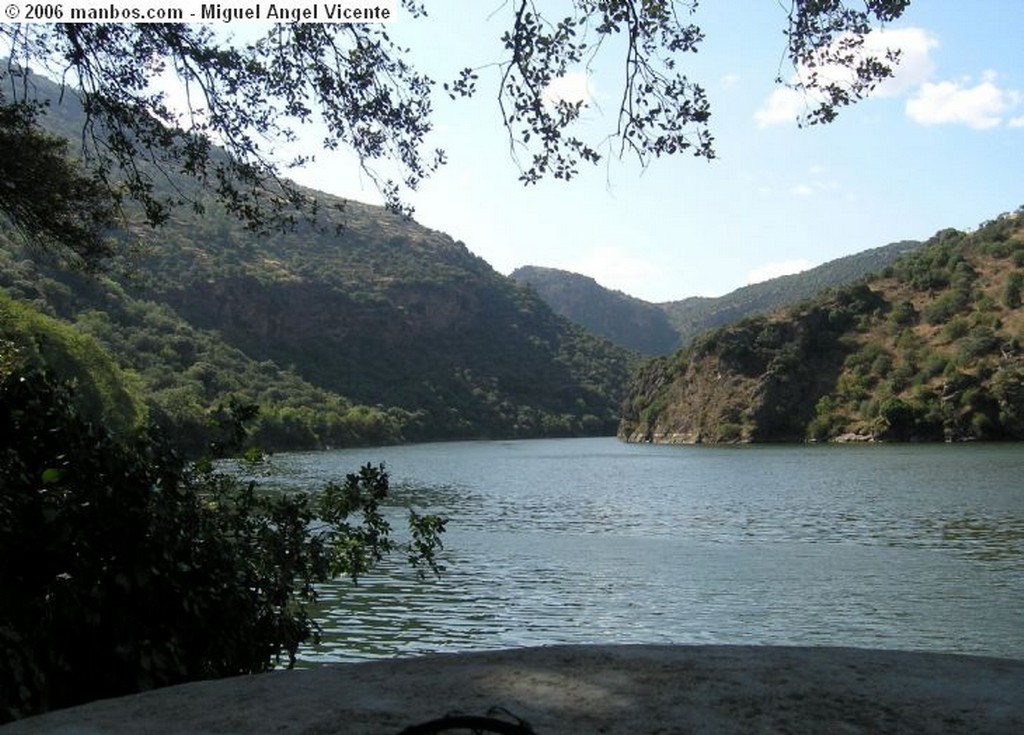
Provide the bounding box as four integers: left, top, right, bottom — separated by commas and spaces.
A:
1004, 271, 1023, 309
717, 422, 743, 442
923, 289, 970, 325
876, 396, 943, 441
0, 357, 445, 723
957, 326, 999, 363
888, 299, 919, 329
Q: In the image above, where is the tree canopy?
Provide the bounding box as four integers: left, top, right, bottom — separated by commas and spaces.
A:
0, 99, 117, 269
2, 1, 911, 265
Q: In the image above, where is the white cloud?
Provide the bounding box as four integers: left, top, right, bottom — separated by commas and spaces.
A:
1009, 116, 1024, 129
543, 71, 593, 108
559, 246, 658, 292
906, 72, 1022, 129
791, 184, 814, 197
747, 259, 813, 285
867, 28, 938, 97
754, 87, 806, 128
754, 27, 938, 127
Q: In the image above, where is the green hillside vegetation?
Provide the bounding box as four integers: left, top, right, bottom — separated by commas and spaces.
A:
1, 73, 636, 449
515, 240, 921, 356
135, 193, 635, 439
620, 209, 1024, 444
2, 209, 634, 449
0, 242, 410, 453
658, 239, 922, 348
0, 289, 145, 436
511, 266, 680, 355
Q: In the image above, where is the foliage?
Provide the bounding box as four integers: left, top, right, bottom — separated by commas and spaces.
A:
3, 2, 910, 260
0, 289, 145, 435
2, 18, 438, 227
660, 240, 922, 349
0, 99, 118, 269
621, 207, 1024, 444
0, 353, 445, 724
0, 175, 635, 447
515, 242, 924, 357
1004, 271, 1023, 309
783, 0, 911, 125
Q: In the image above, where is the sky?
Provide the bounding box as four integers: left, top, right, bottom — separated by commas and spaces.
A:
16, 2, 1022, 303
270, 0, 1022, 303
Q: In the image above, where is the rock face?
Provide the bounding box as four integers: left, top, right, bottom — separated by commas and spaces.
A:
3, 645, 1022, 734
619, 295, 858, 444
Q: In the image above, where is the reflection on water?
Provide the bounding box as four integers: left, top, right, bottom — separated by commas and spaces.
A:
260, 439, 1024, 664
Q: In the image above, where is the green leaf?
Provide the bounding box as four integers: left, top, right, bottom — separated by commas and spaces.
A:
41, 468, 62, 484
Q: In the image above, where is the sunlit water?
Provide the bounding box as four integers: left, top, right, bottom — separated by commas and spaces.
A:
255, 438, 1024, 663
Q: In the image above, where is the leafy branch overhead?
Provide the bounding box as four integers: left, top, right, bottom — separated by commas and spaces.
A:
3, 15, 441, 228
2, 1, 910, 252
784, 0, 912, 125
0, 100, 117, 269
494, 0, 712, 184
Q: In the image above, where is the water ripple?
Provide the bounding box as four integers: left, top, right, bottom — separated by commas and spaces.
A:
259, 439, 1024, 664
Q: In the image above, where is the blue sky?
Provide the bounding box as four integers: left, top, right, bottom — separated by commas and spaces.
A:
16, 2, 1013, 303
276, 1, 1023, 303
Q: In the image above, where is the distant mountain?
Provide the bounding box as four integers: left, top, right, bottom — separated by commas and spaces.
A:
658, 240, 924, 347
511, 266, 679, 355
619, 211, 1024, 444
1, 70, 638, 450
515, 241, 923, 356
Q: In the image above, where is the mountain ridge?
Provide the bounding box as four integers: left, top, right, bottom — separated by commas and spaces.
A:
515, 240, 923, 355
511, 266, 680, 354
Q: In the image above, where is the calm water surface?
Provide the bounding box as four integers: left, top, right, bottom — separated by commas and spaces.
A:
261, 438, 1024, 662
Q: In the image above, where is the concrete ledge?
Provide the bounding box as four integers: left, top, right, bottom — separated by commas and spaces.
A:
3, 645, 1023, 734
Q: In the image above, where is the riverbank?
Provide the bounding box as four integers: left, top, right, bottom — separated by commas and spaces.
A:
3, 645, 1022, 733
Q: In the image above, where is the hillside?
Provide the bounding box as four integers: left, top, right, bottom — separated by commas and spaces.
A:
1, 72, 637, 450
659, 240, 923, 347
620, 210, 1024, 443
511, 266, 679, 354
515, 240, 922, 355
0, 290, 146, 437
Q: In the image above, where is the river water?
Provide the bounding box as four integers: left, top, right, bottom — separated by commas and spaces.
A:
259, 438, 1024, 663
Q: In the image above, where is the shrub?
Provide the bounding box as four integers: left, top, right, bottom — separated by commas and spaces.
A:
876, 396, 943, 441
0, 357, 445, 723
717, 422, 743, 442
888, 299, 919, 329
957, 326, 999, 363
942, 318, 969, 342
1004, 271, 1023, 309
923, 289, 970, 325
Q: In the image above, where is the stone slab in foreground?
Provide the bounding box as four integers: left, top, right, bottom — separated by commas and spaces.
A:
3, 645, 1023, 734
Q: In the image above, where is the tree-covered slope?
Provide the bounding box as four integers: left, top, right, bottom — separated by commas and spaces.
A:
140, 191, 637, 438
1, 196, 635, 446
1, 73, 636, 448
658, 239, 923, 348
620, 210, 1024, 444
0, 290, 146, 437
514, 240, 922, 357
511, 266, 680, 355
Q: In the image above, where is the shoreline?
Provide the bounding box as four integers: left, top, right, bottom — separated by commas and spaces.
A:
3, 644, 1022, 734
